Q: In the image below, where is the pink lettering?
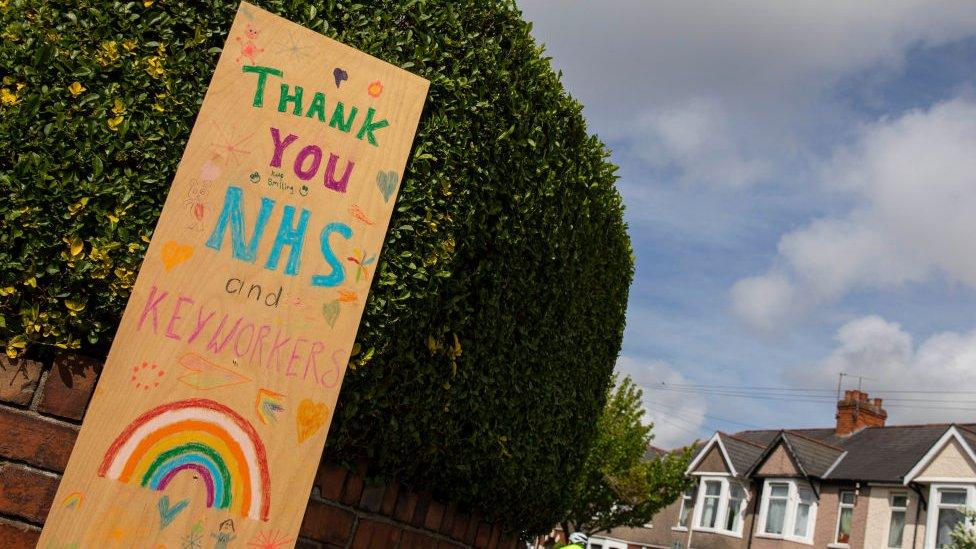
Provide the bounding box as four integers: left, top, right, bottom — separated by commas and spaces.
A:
137, 286, 168, 332
165, 296, 194, 340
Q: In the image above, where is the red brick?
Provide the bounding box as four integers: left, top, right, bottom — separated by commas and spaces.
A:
425, 500, 445, 531
0, 407, 78, 472
394, 491, 418, 523
400, 530, 441, 549
351, 519, 401, 549
0, 357, 42, 406
451, 510, 470, 541
315, 463, 347, 501
411, 492, 432, 527
439, 541, 465, 549
0, 464, 59, 523
475, 521, 492, 548
37, 354, 101, 421
499, 534, 519, 549
464, 513, 482, 546
301, 500, 356, 545
439, 503, 456, 536
342, 472, 365, 506
0, 518, 40, 549
359, 482, 385, 512
380, 480, 400, 516
488, 523, 501, 548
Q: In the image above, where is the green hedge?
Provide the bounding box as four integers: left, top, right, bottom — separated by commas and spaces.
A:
0, 0, 633, 533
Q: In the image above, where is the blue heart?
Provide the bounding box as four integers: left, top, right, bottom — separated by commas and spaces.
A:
376, 170, 399, 203
157, 495, 190, 530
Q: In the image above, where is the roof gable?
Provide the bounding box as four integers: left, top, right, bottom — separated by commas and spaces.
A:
686, 433, 734, 475
905, 426, 976, 483
755, 444, 801, 477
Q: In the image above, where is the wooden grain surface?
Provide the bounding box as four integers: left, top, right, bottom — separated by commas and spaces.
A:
38, 3, 428, 546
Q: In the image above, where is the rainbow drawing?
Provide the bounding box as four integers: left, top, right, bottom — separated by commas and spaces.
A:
62, 491, 84, 509
97, 399, 271, 521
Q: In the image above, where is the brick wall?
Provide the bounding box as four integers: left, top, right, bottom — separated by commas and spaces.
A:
0, 355, 518, 549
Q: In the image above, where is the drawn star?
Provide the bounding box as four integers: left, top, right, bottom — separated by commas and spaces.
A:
210, 122, 255, 166
182, 531, 204, 549
247, 529, 292, 549
275, 32, 315, 62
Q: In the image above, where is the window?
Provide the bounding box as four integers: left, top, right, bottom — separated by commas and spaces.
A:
758, 479, 818, 544
700, 480, 722, 528
836, 491, 855, 544
935, 488, 967, 548
888, 493, 908, 548
725, 484, 746, 532
691, 476, 748, 537
675, 487, 694, 530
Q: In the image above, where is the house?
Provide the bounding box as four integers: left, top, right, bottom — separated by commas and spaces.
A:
592, 390, 976, 549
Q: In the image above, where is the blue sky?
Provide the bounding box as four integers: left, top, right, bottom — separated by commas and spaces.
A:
519, 1, 976, 447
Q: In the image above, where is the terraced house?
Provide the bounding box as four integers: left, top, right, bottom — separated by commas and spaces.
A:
594, 391, 976, 549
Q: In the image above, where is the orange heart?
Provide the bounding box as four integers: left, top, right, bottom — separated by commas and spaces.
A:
296, 399, 330, 443
161, 241, 193, 271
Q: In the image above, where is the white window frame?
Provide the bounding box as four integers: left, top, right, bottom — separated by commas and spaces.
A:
886, 492, 909, 549
924, 483, 976, 549
672, 487, 694, 531
690, 475, 747, 538
756, 478, 817, 545
832, 490, 856, 547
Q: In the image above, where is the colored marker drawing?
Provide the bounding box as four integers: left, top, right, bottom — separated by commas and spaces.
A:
97, 399, 271, 521
178, 352, 251, 390
255, 389, 284, 425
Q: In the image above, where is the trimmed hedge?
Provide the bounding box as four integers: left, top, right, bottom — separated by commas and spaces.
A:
0, 0, 632, 533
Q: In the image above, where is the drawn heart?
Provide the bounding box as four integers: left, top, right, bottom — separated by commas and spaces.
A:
296, 399, 330, 443
333, 67, 348, 88
376, 170, 398, 203
322, 299, 340, 328
157, 495, 190, 530
199, 159, 221, 182
161, 241, 193, 272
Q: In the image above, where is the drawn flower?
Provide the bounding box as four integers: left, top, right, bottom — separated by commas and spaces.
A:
67, 81, 85, 96
345, 248, 377, 282
367, 80, 383, 98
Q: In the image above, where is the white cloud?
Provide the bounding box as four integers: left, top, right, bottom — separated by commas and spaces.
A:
617, 356, 707, 448
732, 96, 976, 331
790, 315, 976, 424
520, 0, 976, 187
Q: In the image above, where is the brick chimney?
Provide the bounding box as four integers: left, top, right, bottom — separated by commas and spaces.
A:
836, 389, 887, 436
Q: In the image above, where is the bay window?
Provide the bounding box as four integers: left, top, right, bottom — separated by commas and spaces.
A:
691, 476, 748, 537
757, 479, 817, 544
926, 485, 975, 549
675, 487, 694, 530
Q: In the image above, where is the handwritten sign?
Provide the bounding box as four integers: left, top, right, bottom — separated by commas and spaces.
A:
39, 3, 428, 546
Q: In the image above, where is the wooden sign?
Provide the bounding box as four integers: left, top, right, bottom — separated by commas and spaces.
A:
38, 3, 428, 546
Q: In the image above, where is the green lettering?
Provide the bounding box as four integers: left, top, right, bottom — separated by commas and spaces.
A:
306, 92, 327, 122
278, 83, 303, 116
242, 65, 283, 108
328, 102, 358, 133
356, 107, 389, 147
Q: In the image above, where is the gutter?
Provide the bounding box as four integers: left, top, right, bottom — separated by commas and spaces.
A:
909, 482, 926, 549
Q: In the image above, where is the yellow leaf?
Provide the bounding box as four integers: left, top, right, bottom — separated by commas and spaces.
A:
67, 81, 85, 96
24, 277, 36, 288
112, 98, 126, 115
0, 286, 15, 296
106, 212, 119, 223
65, 299, 86, 312
107, 115, 124, 130
67, 235, 84, 257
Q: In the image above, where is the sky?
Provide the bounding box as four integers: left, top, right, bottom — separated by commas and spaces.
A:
518, 0, 976, 448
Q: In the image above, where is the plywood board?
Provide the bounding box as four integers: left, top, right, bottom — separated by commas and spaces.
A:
38, 3, 428, 546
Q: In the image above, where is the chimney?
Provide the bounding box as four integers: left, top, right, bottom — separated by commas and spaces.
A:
836, 389, 887, 436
